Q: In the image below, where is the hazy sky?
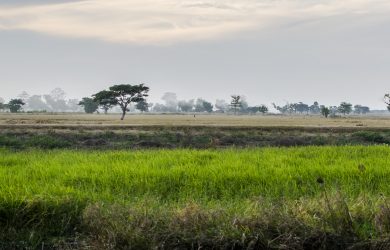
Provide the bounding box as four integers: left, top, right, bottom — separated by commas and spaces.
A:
1, 0, 389, 108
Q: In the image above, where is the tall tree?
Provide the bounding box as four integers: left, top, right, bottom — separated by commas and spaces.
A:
230, 95, 241, 115
320, 106, 330, 118
94, 84, 149, 120
194, 98, 213, 113
78, 97, 98, 114
384, 94, 390, 111
354, 105, 370, 114
194, 99, 205, 112
295, 102, 309, 114
8, 99, 25, 113
202, 100, 213, 113
259, 105, 268, 114
338, 102, 353, 116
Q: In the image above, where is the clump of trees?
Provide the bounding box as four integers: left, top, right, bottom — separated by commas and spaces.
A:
338, 102, 353, 116
272, 101, 370, 118
78, 98, 99, 114
8, 99, 25, 113
195, 99, 213, 113
150, 93, 266, 115
273, 102, 319, 115
384, 94, 390, 111
258, 105, 269, 114
354, 105, 370, 114
320, 106, 330, 118
2, 88, 82, 112
0, 98, 25, 113
178, 100, 194, 112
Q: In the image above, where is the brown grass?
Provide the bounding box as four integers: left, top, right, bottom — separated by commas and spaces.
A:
1, 113, 390, 128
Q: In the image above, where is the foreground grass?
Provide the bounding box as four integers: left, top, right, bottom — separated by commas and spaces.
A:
1, 146, 390, 249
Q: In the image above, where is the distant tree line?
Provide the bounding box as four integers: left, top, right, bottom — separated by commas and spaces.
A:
0, 85, 383, 120
146, 93, 269, 115
0, 88, 82, 113
272, 101, 370, 117
143, 94, 370, 118
76, 89, 270, 118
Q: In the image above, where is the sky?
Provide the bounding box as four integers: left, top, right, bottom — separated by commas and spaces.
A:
0, 0, 390, 109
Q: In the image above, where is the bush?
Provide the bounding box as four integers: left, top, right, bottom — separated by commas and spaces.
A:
353, 131, 388, 144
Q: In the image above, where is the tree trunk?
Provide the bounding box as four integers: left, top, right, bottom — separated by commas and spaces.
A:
121, 110, 126, 120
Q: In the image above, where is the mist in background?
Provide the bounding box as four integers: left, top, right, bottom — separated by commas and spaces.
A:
1, 0, 390, 109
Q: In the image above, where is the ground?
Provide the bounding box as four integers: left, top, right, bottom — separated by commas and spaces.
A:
1, 113, 390, 249
1, 113, 390, 127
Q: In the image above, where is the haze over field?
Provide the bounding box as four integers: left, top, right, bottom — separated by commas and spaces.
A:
1, 0, 389, 108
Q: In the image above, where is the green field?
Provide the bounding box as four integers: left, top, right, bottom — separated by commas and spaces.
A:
1, 146, 390, 249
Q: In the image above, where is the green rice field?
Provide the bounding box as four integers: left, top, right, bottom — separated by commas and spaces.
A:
1, 146, 390, 249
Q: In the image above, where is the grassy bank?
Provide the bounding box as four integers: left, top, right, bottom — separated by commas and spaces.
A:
1, 146, 390, 248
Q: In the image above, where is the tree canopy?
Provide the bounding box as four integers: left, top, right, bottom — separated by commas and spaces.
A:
230, 95, 241, 115
259, 105, 268, 114
320, 106, 330, 118
178, 100, 194, 112
338, 102, 353, 115
8, 99, 25, 113
78, 97, 98, 114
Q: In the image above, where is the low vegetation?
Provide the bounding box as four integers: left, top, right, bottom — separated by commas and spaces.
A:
2, 113, 390, 127
1, 146, 390, 248
1, 125, 390, 150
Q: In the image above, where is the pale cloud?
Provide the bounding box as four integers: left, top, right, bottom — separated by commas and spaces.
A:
0, 0, 389, 44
